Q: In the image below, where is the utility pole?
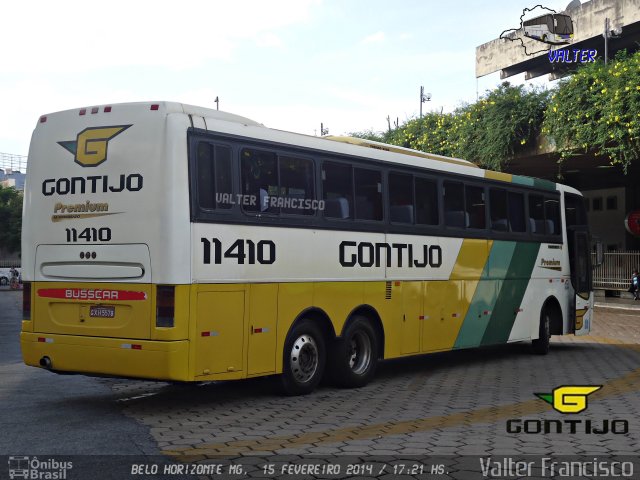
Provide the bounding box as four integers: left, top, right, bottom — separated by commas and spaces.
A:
420, 86, 431, 118
603, 18, 609, 65
214, 96, 219, 110
320, 123, 329, 136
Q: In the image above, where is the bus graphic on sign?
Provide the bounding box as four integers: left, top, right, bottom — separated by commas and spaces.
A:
523, 13, 574, 45
8, 456, 30, 479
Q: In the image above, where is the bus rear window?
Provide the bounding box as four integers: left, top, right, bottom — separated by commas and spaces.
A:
197, 142, 232, 210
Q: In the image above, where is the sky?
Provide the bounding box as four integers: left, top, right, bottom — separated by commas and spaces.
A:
0, 0, 572, 156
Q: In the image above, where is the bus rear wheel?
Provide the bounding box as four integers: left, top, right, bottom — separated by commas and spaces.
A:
330, 317, 379, 388
280, 320, 326, 395
532, 307, 551, 355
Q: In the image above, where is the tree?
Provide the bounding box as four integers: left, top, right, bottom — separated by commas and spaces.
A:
0, 185, 23, 254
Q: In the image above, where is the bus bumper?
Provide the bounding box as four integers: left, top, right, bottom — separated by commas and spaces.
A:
20, 332, 190, 381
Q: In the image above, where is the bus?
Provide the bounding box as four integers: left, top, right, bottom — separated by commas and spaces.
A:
523, 13, 574, 45
21, 102, 595, 395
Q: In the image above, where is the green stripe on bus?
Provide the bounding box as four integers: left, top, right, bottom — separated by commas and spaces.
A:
512, 175, 556, 192
454, 241, 516, 349
511, 175, 535, 187
532, 178, 556, 191
480, 242, 541, 345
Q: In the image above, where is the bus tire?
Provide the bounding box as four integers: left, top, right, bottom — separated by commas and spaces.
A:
330, 316, 379, 388
532, 307, 551, 355
280, 319, 326, 396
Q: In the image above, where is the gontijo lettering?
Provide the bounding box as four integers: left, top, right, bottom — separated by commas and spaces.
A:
340, 241, 442, 268
42, 174, 143, 196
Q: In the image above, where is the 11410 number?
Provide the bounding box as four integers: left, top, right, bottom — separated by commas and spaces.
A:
66, 227, 111, 242
201, 238, 275, 265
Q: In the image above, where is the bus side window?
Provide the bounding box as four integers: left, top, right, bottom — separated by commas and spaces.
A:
490, 188, 508, 231
389, 172, 414, 224
415, 177, 438, 225
444, 181, 466, 228
529, 194, 545, 234
279, 156, 315, 216
322, 162, 353, 219
354, 168, 383, 221
545, 197, 562, 236
465, 185, 486, 229
197, 142, 214, 209
507, 191, 526, 232
197, 142, 232, 210
241, 148, 278, 214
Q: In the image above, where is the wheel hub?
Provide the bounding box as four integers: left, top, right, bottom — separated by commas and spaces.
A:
290, 334, 318, 383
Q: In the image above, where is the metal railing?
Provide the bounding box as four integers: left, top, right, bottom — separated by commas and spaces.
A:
0, 152, 27, 173
0, 260, 20, 268
592, 250, 640, 291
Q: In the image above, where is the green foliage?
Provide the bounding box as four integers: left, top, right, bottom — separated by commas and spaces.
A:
352, 82, 550, 171
543, 50, 640, 173
0, 185, 23, 253
452, 83, 550, 170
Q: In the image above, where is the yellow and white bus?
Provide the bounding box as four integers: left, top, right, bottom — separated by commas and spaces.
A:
21, 102, 595, 395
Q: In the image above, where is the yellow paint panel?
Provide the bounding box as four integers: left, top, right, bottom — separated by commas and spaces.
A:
195, 290, 245, 376
450, 240, 491, 280
33, 281, 152, 340
364, 281, 396, 357
422, 281, 466, 352
248, 284, 278, 376
400, 282, 421, 354
484, 170, 513, 183
313, 282, 364, 335
276, 283, 314, 374
21, 332, 189, 381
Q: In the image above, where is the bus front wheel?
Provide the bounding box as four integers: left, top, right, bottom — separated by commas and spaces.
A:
330, 316, 379, 388
532, 307, 551, 355
280, 320, 326, 395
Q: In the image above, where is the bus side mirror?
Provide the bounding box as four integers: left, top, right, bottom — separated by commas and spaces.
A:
594, 240, 604, 267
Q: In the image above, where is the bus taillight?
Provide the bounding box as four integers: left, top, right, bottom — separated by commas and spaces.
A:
156, 285, 175, 327
23, 282, 31, 320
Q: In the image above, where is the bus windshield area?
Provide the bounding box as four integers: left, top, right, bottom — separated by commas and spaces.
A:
553, 15, 573, 35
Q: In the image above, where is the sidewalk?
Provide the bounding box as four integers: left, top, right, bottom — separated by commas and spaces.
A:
594, 293, 640, 311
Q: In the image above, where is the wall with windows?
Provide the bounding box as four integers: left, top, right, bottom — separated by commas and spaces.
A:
583, 187, 626, 251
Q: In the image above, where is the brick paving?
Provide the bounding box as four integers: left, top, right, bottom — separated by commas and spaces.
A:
99, 305, 640, 466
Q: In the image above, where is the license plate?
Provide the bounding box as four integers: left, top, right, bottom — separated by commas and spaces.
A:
90, 306, 115, 318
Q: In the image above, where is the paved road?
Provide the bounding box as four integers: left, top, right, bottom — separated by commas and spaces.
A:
1, 289, 639, 479
0, 290, 158, 456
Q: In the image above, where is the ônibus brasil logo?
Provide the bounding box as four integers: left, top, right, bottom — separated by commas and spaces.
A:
58, 125, 132, 167
506, 385, 629, 434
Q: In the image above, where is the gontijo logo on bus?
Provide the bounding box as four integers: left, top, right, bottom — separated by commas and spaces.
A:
535, 385, 602, 414
58, 125, 132, 167
37, 288, 147, 301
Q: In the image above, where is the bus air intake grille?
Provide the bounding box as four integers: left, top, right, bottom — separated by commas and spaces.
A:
385, 282, 392, 300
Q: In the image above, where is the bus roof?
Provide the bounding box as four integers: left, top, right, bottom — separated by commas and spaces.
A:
35, 101, 568, 193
